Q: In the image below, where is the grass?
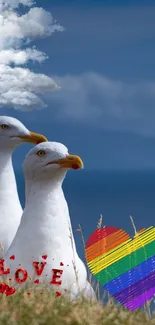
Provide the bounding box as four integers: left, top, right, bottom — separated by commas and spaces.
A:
1, 287, 155, 325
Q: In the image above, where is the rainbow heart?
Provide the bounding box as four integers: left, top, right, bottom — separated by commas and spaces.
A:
85, 226, 155, 311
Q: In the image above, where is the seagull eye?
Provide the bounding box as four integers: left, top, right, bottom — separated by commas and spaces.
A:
1, 124, 9, 130
36, 150, 46, 157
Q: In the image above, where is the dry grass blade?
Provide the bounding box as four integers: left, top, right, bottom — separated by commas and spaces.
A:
97, 214, 103, 229
129, 215, 152, 319
129, 215, 137, 236
68, 223, 80, 288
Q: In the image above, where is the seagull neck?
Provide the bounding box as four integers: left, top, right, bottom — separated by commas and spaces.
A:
0, 147, 21, 206
24, 176, 77, 252
0, 147, 15, 184
25, 177, 64, 206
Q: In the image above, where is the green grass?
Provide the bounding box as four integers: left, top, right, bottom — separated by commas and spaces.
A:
0, 287, 155, 325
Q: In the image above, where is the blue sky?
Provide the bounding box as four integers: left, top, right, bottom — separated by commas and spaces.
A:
1, 0, 155, 170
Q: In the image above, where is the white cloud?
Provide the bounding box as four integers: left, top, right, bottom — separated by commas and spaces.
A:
49, 72, 155, 137
0, 64, 59, 110
0, 0, 63, 109
0, 0, 34, 10
0, 7, 64, 48
0, 48, 47, 64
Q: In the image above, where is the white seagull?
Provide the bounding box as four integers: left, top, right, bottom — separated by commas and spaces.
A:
5, 141, 95, 300
0, 116, 47, 256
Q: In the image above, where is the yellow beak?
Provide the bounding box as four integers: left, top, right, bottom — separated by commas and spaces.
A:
47, 154, 84, 170
19, 131, 47, 144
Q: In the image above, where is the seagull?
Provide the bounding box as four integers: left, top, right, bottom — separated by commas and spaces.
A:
0, 116, 47, 256
5, 141, 96, 300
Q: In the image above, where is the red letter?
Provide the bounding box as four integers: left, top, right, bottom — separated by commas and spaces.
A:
0, 259, 10, 275
15, 268, 28, 283
50, 269, 63, 285
33, 262, 46, 276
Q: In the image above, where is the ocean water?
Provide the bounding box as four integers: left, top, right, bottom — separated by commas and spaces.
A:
15, 170, 155, 260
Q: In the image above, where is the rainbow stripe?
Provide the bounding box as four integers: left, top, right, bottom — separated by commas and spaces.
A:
85, 226, 155, 311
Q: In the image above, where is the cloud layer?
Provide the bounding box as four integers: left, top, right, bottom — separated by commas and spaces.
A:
0, 0, 63, 109
49, 72, 155, 137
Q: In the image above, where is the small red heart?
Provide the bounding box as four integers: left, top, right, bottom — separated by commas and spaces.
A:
27, 292, 31, 295
34, 279, 39, 284
42, 255, 47, 260
0, 282, 7, 294
5, 286, 16, 296
10, 255, 15, 260
56, 291, 61, 297
60, 262, 64, 266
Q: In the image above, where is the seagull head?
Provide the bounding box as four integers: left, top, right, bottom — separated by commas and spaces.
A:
23, 141, 84, 181
0, 116, 47, 149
